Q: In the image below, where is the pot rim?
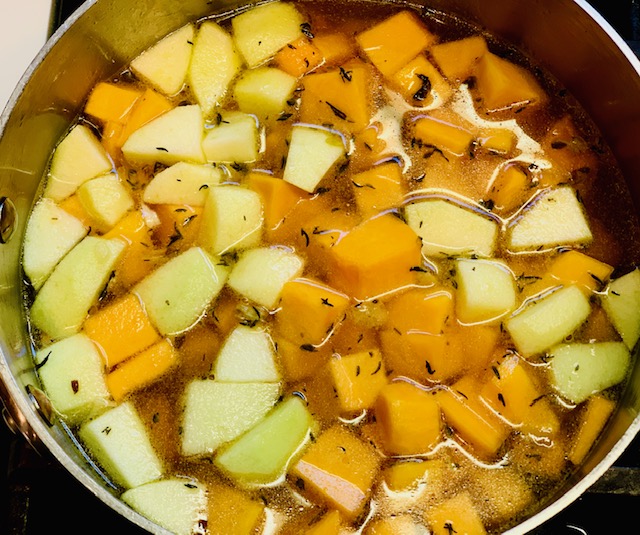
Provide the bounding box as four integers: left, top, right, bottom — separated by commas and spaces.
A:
1, 1, 639, 534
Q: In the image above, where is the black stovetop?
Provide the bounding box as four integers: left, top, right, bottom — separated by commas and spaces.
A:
1, 0, 639, 533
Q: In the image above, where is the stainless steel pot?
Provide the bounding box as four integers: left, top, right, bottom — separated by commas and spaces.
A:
1, 1, 639, 533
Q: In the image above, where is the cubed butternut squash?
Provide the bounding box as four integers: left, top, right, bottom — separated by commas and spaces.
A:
546, 250, 613, 294
568, 394, 615, 465
306, 510, 342, 535
375, 380, 441, 455
542, 115, 598, 176
426, 492, 487, 535
207, 482, 265, 535
351, 162, 405, 218
413, 115, 475, 157
485, 163, 531, 214
274, 36, 324, 77
430, 35, 488, 82
329, 349, 388, 412
276, 278, 350, 346
152, 204, 202, 250
83, 292, 161, 369
106, 339, 178, 402
478, 128, 517, 155
84, 82, 143, 124
58, 193, 95, 228
326, 214, 422, 299
365, 515, 420, 535
390, 54, 452, 107
384, 459, 443, 492
275, 335, 332, 382
356, 10, 437, 77
247, 171, 307, 232
385, 287, 453, 336
291, 424, 380, 518
313, 33, 355, 65
120, 88, 175, 144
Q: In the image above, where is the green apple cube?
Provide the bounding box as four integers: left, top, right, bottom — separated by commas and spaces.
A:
283, 125, 346, 193
505, 285, 591, 357
43, 124, 113, 202
231, 1, 304, 68
121, 104, 206, 165
134, 247, 228, 335
198, 185, 263, 256
30, 236, 126, 340
227, 247, 304, 309
405, 198, 498, 258
77, 173, 135, 232
142, 162, 222, 206
601, 268, 640, 350
508, 186, 592, 251
456, 258, 516, 324
215, 396, 313, 485
202, 112, 259, 163
130, 24, 195, 96
79, 401, 163, 489
23, 198, 88, 290
549, 342, 631, 404
214, 325, 280, 382
122, 478, 206, 535
188, 21, 242, 118
233, 67, 298, 118
34, 334, 111, 425
181, 380, 281, 456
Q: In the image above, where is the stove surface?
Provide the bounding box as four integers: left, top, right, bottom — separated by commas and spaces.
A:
1, 0, 639, 533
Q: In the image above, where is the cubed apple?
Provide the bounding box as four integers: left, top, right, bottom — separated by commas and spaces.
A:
30, 236, 126, 340
34, 334, 111, 425
233, 67, 298, 118
121, 478, 206, 535
202, 112, 259, 163
215, 396, 313, 485
283, 125, 346, 193
143, 162, 222, 206
231, 1, 304, 68
77, 173, 135, 232
601, 268, 640, 350
227, 247, 304, 309
405, 198, 498, 258
505, 285, 591, 357
121, 104, 206, 165
79, 401, 164, 489
181, 380, 281, 456
22, 198, 88, 290
456, 258, 517, 324
44, 124, 113, 202
197, 185, 263, 256
130, 24, 195, 96
508, 186, 592, 251
214, 325, 280, 382
188, 21, 242, 117
549, 342, 631, 404
133, 247, 228, 335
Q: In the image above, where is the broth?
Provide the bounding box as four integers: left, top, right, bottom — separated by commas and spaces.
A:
22, 1, 640, 534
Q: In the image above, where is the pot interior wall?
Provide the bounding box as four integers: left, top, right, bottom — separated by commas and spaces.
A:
0, 0, 639, 533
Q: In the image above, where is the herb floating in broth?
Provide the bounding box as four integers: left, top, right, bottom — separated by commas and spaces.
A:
21, 1, 640, 534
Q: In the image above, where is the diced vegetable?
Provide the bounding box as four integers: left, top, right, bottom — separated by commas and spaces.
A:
283, 124, 346, 193
213, 326, 280, 382
351, 162, 405, 218
306, 510, 342, 535
549, 342, 631, 404
485, 163, 531, 213
412, 115, 475, 156
233, 67, 298, 118
601, 268, 640, 349
181, 380, 281, 456
30, 236, 126, 339
34, 334, 111, 425
227, 246, 304, 308
84, 82, 142, 124
188, 21, 242, 117
291, 424, 380, 518
130, 24, 194, 96
247, 171, 307, 231
143, 162, 222, 206
134, 247, 228, 335
77, 173, 134, 232
274, 36, 323, 77
202, 112, 259, 163
430, 35, 488, 82
79, 401, 163, 489
215, 396, 313, 484
375, 380, 440, 455
22, 198, 88, 290
206, 482, 266, 535
43, 124, 113, 202
406, 198, 498, 258
384, 459, 438, 492
426, 492, 487, 535
121, 478, 206, 535
506, 285, 591, 356
152, 204, 202, 250
568, 394, 616, 465
390, 54, 452, 108
115, 88, 174, 148
507, 186, 592, 251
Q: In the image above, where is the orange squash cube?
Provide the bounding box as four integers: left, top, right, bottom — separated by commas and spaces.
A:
152, 204, 202, 250
291, 425, 380, 518
58, 194, 95, 228
413, 115, 475, 157
375, 380, 441, 455
106, 339, 177, 402
83, 293, 160, 368
120, 88, 174, 143
313, 33, 355, 65
247, 171, 307, 232
485, 163, 531, 213
547, 250, 613, 293
356, 10, 437, 77
84, 82, 143, 124
385, 287, 453, 336
478, 128, 517, 155
427, 493, 487, 535
306, 510, 342, 535
430, 35, 488, 82
542, 115, 599, 176
383, 459, 441, 492
274, 36, 324, 77
276, 278, 350, 346
390, 54, 452, 107
326, 214, 422, 299
207, 482, 265, 535
275, 336, 331, 382
568, 394, 615, 465
329, 349, 388, 412
351, 162, 405, 218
